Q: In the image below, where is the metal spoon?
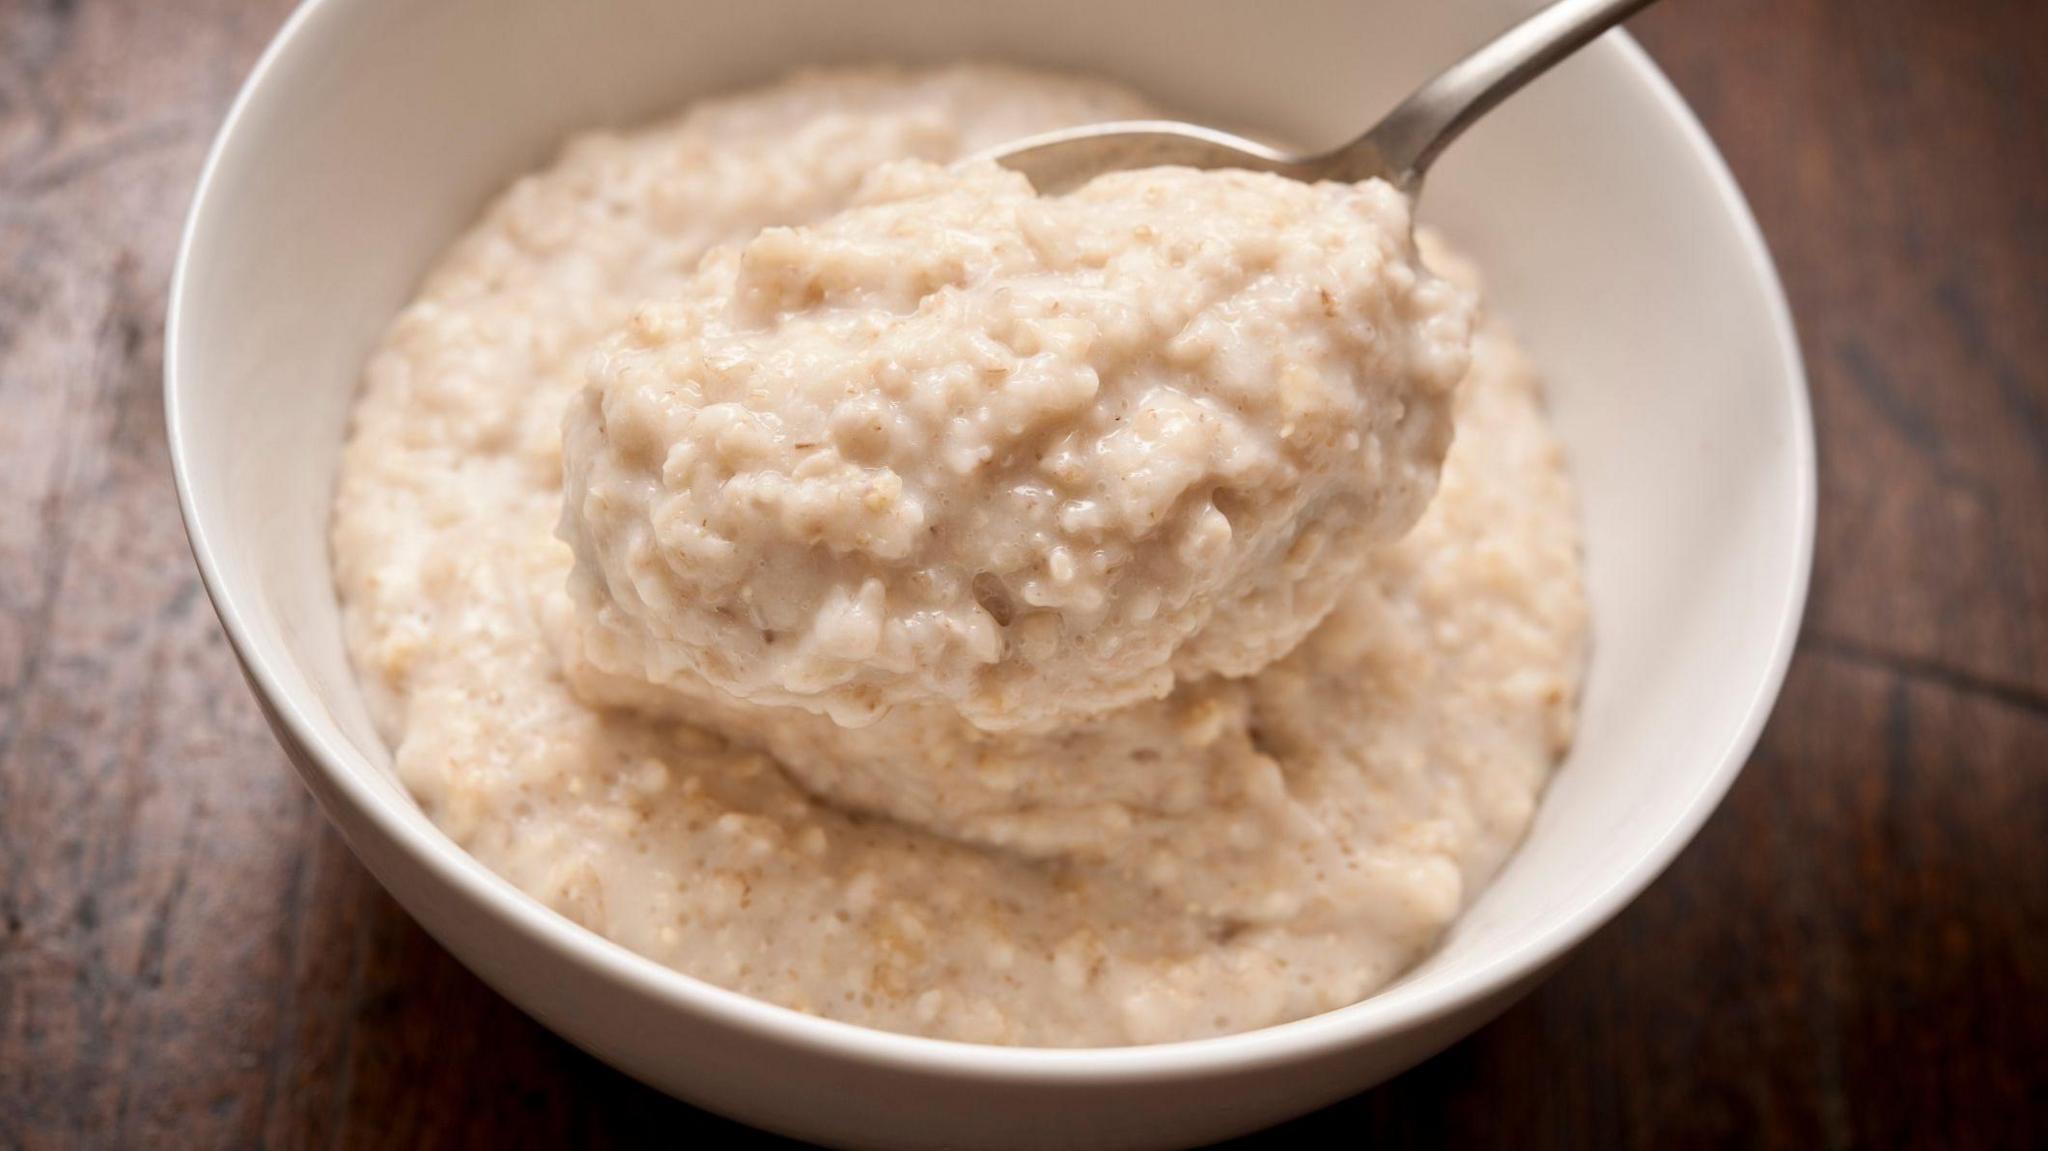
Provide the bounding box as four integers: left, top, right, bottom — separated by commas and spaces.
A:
976, 0, 1659, 195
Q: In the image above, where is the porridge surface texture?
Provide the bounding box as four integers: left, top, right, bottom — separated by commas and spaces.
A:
560, 159, 1471, 731
331, 64, 1588, 1047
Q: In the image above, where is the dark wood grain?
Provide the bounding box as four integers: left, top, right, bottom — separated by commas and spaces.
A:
1, 0, 2043, 1147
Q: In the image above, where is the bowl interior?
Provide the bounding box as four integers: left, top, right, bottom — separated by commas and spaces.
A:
170, 0, 1809, 1049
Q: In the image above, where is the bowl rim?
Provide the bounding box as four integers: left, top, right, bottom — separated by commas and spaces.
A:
166, 0, 1815, 1085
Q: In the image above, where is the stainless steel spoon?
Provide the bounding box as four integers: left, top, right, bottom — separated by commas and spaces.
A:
976, 0, 1659, 195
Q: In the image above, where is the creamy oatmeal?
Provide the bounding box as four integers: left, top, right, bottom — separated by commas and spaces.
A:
562, 161, 1470, 731
332, 64, 1588, 1047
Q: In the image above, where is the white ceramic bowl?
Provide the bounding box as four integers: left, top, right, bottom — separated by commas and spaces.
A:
166, 1, 1812, 1146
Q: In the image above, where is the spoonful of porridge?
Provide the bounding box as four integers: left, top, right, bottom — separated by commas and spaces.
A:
559, 160, 1473, 733
557, 0, 1651, 736
973, 0, 1658, 195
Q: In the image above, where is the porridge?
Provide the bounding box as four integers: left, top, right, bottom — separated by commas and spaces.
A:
561, 160, 1470, 731
332, 64, 1588, 1047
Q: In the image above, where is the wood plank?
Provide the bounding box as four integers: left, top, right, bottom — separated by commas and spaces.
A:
1632, 0, 2048, 697
1, 3, 300, 1147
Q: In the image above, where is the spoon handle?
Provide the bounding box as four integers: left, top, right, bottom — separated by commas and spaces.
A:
1346, 0, 1660, 187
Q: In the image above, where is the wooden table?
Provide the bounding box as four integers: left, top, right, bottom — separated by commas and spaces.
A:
2, 0, 2042, 1145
